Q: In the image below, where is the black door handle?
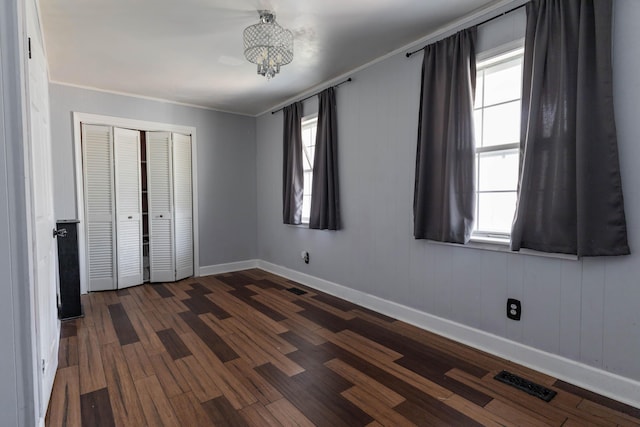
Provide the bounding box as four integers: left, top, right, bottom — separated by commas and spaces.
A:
53, 228, 67, 238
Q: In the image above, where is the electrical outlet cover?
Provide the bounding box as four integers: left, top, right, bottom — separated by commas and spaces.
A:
507, 298, 521, 321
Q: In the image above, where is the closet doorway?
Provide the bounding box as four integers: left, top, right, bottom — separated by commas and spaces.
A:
73, 113, 199, 293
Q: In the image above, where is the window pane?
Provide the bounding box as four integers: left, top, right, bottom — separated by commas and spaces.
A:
307, 144, 315, 166
302, 148, 312, 169
302, 195, 311, 222
300, 116, 317, 224
472, 49, 523, 238
476, 192, 517, 234
474, 109, 483, 146
483, 58, 522, 106
302, 127, 311, 145
302, 120, 317, 168
302, 122, 316, 180
482, 101, 521, 146
303, 171, 313, 196
474, 71, 484, 110
478, 149, 519, 192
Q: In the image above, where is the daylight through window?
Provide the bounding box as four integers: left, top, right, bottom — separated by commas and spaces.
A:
301, 115, 318, 223
473, 48, 524, 239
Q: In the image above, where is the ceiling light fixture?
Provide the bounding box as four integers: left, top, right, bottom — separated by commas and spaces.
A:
243, 10, 293, 80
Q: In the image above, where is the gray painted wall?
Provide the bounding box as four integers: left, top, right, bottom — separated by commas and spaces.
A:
49, 84, 258, 267
256, 0, 640, 382
1, 0, 36, 425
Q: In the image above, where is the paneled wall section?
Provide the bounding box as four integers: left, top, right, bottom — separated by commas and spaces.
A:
255, 0, 640, 382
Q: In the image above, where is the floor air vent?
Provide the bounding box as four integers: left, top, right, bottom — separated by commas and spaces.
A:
286, 287, 307, 295
494, 370, 557, 402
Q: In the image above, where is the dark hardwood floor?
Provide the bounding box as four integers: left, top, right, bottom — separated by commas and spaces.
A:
46, 269, 640, 426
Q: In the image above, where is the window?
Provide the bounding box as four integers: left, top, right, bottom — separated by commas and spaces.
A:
473, 48, 524, 240
301, 115, 318, 223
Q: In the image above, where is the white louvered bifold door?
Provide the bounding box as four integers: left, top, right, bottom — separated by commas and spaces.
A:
114, 127, 143, 288
172, 133, 194, 280
82, 124, 117, 291
146, 131, 175, 282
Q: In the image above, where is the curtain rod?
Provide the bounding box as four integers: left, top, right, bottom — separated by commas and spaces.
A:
405, 3, 527, 58
271, 78, 352, 114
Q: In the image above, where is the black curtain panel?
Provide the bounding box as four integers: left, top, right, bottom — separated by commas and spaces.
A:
511, 0, 629, 256
282, 102, 304, 225
413, 28, 477, 244
309, 88, 341, 230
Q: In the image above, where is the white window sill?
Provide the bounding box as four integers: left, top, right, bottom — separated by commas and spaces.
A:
287, 222, 309, 229
426, 236, 579, 261
285, 223, 578, 261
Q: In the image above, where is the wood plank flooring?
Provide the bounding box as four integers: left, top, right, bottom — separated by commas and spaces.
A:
46, 269, 640, 426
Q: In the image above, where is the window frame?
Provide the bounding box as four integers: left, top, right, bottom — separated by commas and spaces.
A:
300, 114, 318, 224
471, 46, 525, 243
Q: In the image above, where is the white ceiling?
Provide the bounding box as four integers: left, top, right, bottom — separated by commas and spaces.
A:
40, 0, 499, 116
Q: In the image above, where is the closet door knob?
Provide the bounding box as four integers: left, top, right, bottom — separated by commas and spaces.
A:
128, 216, 132, 219
159, 214, 163, 218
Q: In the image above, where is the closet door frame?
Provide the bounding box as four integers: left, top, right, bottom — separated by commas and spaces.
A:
73, 113, 199, 293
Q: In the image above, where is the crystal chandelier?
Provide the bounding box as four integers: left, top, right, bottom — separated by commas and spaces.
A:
243, 10, 293, 79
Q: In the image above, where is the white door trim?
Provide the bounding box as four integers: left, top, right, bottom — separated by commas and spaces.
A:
23, 0, 59, 422
2, 0, 42, 424
73, 112, 200, 293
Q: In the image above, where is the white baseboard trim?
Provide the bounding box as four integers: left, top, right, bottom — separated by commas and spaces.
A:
256, 260, 640, 409
199, 259, 259, 277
